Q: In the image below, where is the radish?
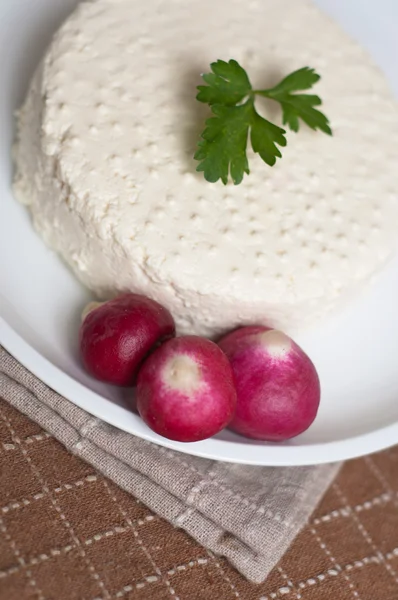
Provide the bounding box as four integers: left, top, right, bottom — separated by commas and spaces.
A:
218, 326, 320, 441
136, 336, 237, 442
80, 293, 175, 385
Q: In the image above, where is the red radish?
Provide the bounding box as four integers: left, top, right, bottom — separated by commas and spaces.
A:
136, 336, 236, 442
80, 293, 175, 385
218, 326, 320, 441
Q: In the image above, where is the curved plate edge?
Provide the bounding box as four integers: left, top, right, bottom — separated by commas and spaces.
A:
2, 317, 398, 466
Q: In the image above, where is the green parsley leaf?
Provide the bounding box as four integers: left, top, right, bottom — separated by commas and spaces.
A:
258, 68, 332, 134
194, 100, 286, 184
278, 94, 331, 134
195, 61, 331, 184
196, 59, 252, 106
259, 66, 320, 95
195, 102, 251, 185
250, 111, 287, 167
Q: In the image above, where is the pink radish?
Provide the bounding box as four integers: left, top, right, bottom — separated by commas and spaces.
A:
80, 293, 175, 385
218, 326, 320, 441
136, 336, 236, 442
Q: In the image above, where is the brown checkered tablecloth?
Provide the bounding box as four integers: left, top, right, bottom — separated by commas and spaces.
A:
1, 397, 397, 600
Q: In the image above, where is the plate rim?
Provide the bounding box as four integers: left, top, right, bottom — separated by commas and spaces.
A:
2, 0, 398, 467
2, 316, 398, 466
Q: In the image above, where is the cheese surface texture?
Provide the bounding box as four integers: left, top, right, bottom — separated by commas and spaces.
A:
14, 0, 398, 336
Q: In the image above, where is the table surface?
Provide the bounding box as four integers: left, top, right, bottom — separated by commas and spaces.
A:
1, 397, 397, 600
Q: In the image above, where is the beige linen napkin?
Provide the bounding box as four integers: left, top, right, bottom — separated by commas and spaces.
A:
0, 347, 339, 583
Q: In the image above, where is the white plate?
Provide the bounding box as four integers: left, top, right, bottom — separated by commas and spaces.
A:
1, 0, 398, 466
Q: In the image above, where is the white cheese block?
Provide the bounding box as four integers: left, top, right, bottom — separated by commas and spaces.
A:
13, 0, 398, 337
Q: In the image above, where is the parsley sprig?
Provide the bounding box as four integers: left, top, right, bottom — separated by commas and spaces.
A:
194, 60, 332, 185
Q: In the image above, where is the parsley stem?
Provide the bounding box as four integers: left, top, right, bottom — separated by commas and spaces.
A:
195, 61, 331, 184
252, 90, 273, 98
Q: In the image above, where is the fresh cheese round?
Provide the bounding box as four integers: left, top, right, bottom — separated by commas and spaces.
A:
13, 0, 398, 337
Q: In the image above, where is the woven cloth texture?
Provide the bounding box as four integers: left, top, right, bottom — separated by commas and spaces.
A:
1, 399, 398, 600
0, 347, 339, 584
1, 349, 397, 598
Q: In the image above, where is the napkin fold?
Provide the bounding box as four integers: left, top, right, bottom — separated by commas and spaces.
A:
0, 347, 339, 583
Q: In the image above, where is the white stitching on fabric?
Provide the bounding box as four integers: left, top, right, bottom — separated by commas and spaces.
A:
112, 557, 210, 598
277, 566, 301, 599
24, 432, 52, 444
2, 542, 397, 597
101, 479, 179, 599
0, 410, 110, 599
72, 417, 101, 452
148, 442, 293, 527
0, 544, 75, 576
334, 483, 398, 585
166, 558, 208, 576
258, 548, 398, 600
365, 457, 398, 509
1, 474, 98, 513
2, 442, 15, 450
206, 550, 240, 598
100, 546, 398, 600
0, 515, 45, 598
2, 432, 52, 452
174, 464, 217, 527
310, 525, 360, 599
0, 517, 157, 579
312, 491, 394, 525
84, 517, 156, 546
